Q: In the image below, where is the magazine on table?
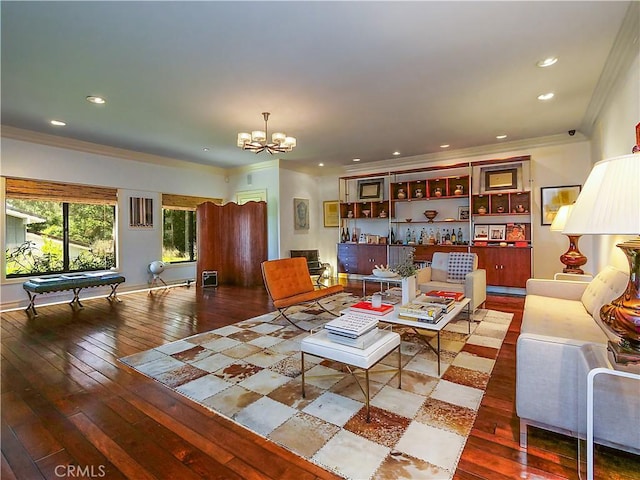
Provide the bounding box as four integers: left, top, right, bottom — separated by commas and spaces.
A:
424, 290, 465, 302
349, 301, 394, 316
327, 327, 380, 349
412, 294, 455, 312
325, 312, 379, 338
397, 303, 443, 323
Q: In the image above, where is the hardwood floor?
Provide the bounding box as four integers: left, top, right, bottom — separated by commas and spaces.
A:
1, 283, 638, 479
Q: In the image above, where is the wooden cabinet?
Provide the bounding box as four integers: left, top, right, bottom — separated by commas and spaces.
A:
472, 246, 531, 288
337, 244, 387, 275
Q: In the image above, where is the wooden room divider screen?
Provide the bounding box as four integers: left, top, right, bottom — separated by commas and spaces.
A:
196, 201, 268, 287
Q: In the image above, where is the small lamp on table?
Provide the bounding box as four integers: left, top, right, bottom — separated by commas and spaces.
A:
550, 204, 587, 274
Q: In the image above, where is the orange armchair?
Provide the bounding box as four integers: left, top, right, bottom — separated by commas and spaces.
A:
261, 257, 344, 330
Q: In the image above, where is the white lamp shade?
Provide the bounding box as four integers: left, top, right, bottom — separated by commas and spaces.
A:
563, 153, 640, 235
237, 132, 251, 147
272, 132, 286, 143
283, 136, 297, 148
550, 204, 573, 232
251, 130, 266, 142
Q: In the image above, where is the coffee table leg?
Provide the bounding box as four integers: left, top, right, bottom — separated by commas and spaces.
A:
301, 352, 306, 398
365, 369, 370, 422
397, 344, 402, 389
437, 331, 441, 376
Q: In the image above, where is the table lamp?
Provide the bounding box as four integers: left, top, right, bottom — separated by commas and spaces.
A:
549, 204, 587, 274
563, 150, 640, 364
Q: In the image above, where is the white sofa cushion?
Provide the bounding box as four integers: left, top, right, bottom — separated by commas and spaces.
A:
581, 265, 628, 315
429, 253, 448, 282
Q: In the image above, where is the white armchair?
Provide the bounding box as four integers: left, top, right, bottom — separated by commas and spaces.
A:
416, 252, 486, 311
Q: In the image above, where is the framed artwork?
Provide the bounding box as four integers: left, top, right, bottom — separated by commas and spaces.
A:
458, 206, 470, 221
129, 197, 153, 228
473, 224, 489, 240
489, 224, 506, 241
323, 200, 339, 227
293, 198, 309, 230
480, 163, 522, 193
506, 223, 527, 242
358, 179, 384, 201
540, 184, 581, 225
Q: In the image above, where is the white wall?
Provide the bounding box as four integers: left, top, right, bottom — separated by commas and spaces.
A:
588, 50, 639, 273
225, 160, 280, 260
1, 138, 226, 307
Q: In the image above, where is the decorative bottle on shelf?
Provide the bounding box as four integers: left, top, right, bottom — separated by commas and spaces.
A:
451, 230, 457, 244
458, 227, 463, 244
341, 228, 346, 242
390, 228, 395, 244
345, 227, 350, 242
351, 230, 357, 242
445, 229, 451, 243
436, 228, 441, 245
405, 228, 411, 244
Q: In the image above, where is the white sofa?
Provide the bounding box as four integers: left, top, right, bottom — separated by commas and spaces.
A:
517, 266, 640, 454
416, 252, 486, 311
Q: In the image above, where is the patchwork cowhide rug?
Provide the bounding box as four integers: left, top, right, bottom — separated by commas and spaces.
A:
119, 292, 512, 480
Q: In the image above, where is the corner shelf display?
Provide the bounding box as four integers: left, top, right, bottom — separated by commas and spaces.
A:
391, 175, 469, 201
339, 200, 392, 220
472, 191, 530, 216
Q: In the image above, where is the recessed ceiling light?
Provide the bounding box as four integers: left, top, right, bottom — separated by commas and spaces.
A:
537, 57, 558, 68
203, 147, 209, 151
538, 92, 555, 101
496, 134, 507, 140
440, 144, 450, 148
392, 151, 401, 156
50, 120, 66, 126
318, 163, 324, 167
86, 95, 106, 104
352, 158, 361, 162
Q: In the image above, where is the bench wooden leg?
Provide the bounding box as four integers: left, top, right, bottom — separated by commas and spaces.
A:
70, 288, 84, 309
107, 283, 122, 302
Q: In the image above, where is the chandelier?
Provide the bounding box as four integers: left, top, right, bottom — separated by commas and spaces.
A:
237, 112, 297, 154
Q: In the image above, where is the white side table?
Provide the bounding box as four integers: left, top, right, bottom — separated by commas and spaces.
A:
301, 329, 401, 422
586, 366, 640, 479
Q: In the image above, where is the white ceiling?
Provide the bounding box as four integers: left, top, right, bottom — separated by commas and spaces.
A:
1, 1, 633, 174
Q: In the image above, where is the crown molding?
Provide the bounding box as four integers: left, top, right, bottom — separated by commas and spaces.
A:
225, 159, 280, 175
1, 125, 226, 175
343, 132, 586, 175
580, 1, 639, 135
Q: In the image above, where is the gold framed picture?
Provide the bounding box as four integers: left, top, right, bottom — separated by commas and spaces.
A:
323, 200, 339, 227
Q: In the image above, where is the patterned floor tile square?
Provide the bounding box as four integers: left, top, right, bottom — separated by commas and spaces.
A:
313, 429, 389, 480
234, 396, 297, 436
119, 297, 513, 480
395, 421, 465, 471
269, 412, 340, 458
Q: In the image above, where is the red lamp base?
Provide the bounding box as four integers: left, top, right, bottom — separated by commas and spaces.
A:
560, 234, 587, 274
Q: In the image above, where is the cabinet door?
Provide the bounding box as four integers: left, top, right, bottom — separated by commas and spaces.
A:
472, 247, 531, 287
499, 248, 531, 287
357, 245, 387, 274
337, 244, 358, 274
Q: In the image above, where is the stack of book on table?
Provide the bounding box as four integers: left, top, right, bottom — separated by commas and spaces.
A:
413, 294, 456, 312
424, 290, 465, 302
324, 311, 380, 349
349, 300, 394, 316
398, 302, 444, 324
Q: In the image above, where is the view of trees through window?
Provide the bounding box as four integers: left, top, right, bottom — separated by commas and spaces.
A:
5, 199, 116, 277
162, 208, 196, 263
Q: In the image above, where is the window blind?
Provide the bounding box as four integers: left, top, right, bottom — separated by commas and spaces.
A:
162, 194, 222, 211
4, 177, 117, 205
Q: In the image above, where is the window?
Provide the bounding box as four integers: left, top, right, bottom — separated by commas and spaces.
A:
5, 177, 117, 277
5, 198, 116, 277
161, 194, 222, 264
162, 208, 196, 263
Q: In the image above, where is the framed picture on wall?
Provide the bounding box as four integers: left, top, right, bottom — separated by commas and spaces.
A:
357, 179, 384, 201
540, 185, 581, 225
473, 224, 489, 240
488, 224, 506, 241
323, 200, 339, 227
129, 197, 153, 228
293, 198, 310, 230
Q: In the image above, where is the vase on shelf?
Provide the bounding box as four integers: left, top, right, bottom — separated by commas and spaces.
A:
477, 206, 487, 215
397, 189, 406, 199
434, 187, 443, 197
454, 185, 464, 196
415, 188, 423, 198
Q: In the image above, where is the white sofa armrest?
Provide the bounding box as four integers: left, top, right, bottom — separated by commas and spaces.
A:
526, 278, 589, 300
465, 268, 486, 311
